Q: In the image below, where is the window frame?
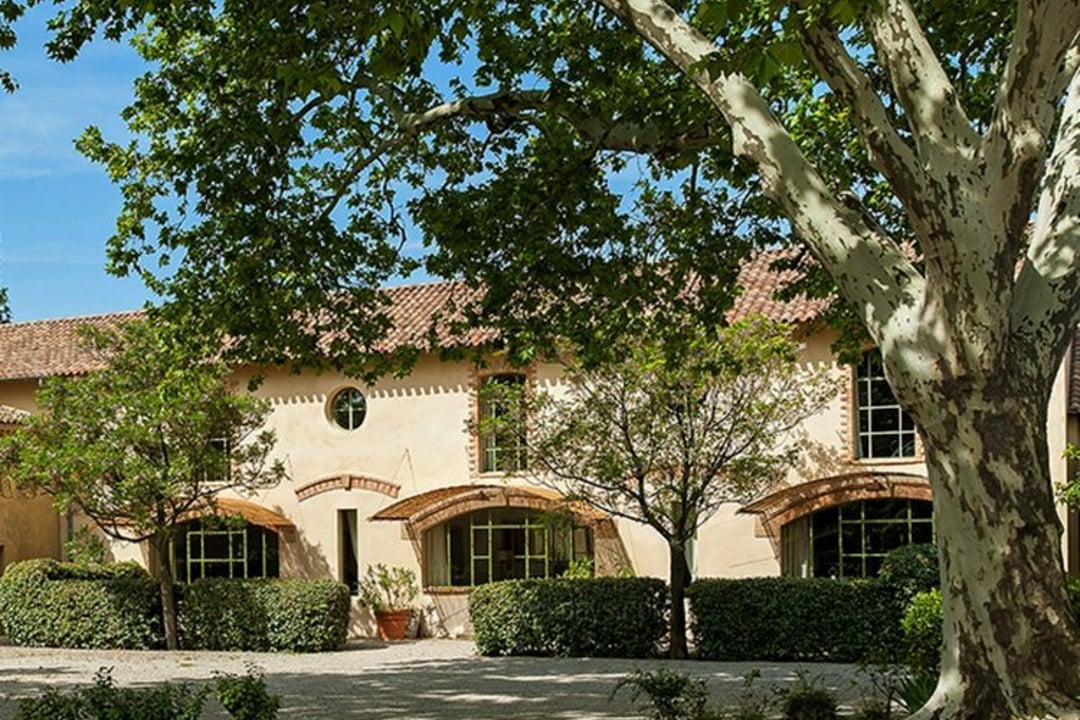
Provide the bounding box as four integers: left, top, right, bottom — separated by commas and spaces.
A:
172, 519, 280, 584
329, 387, 368, 431
478, 373, 527, 473
425, 508, 593, 588
853, 351, 917, 460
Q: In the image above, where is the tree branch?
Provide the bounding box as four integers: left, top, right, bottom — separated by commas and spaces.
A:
863, 0, 979, 159
596, 0, 925, 347
985, 1, 1080, 242
1011, 61, 1080, 380
799, 21, 926, 206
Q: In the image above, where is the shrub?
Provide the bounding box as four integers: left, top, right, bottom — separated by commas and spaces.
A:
688, 577, 899, 662
181, 578, 349, 652
214, 666, 281, 720
777, 671, 837, 720
0, 558, 161, 649
15, 668, 208, 720
611, 668, 707, 720
877, 544, 939, 607
901, 589, 942, 672
469, 577, 668, 657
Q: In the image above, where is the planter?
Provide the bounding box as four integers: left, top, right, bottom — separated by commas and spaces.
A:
375, 609, 411, 641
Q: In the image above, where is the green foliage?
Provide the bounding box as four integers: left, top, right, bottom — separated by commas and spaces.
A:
469, 577, 668, 657
64, 526, 111, 565
612, 668, 708, 720
896, 669, 938, 716
214, 666, 280, 720
687, 577, 900, 662
902, 590, 943, 673
15, 668, 208, 720
776, 671, 837, 720
181, 578, 350, 652
560, 557, 594, 579
1059, 444, 1080, 509
0, 559, 161, 649
876, 544, 939, 607
357, 564, 419, 612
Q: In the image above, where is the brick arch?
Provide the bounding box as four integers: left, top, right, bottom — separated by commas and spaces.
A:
295, 474, 401, 502
370, 484, 608, 534
741, 471, 932, 537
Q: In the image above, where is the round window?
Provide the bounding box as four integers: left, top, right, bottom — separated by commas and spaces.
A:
330, 388, 367, 430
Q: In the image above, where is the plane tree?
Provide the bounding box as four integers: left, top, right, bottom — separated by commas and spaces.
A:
4, 0, 1080, 715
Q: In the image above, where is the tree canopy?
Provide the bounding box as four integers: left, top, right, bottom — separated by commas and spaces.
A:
5, 0, 1080, 716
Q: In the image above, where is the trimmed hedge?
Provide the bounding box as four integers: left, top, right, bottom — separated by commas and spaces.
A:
688, 577, 900, 662
469, 577, 668, 657
0, 558, 161, 649
181, 578, 350, 652
902, 589, 942, 671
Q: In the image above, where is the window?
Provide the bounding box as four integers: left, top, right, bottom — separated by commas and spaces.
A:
479, 374, 526, 473
339, 509, 359, 594
330, 388, 367, 430
855, 352, 916, 458
781, 498, 934, 579
173, 519, 279, 583
423, 508, 593, 587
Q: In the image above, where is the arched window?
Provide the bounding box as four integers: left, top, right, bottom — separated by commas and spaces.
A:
173, 519, 280, 583
423, 507, 592, 587
781, 498, 933, 579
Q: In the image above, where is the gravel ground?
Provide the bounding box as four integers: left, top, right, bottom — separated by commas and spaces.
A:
0, 640, 867, 719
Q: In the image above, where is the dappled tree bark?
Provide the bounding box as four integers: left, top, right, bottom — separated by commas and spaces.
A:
898, 363, 1080, 719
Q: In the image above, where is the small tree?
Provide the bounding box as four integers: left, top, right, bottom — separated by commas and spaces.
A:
483, 316, 832, 658
0, 321, 285, 650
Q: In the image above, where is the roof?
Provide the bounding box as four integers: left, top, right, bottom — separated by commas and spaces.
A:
0, 251, 820, 382
0, 404, 29, 425
201, 497, 295, 531
370, 484, 607, 532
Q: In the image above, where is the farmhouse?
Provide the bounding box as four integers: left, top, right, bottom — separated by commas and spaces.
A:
1, 254, 1077, 636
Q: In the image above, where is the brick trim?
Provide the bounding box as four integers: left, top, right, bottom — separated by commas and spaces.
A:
295, 474, 401, 502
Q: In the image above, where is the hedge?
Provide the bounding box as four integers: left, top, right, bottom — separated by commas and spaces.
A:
180, 578, 350, 652
469, 577, 668, 657
0, 558, 161, 649
688, 577, 900, 662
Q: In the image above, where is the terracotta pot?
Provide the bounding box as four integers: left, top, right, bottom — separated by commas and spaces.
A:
374, 609, 411, 640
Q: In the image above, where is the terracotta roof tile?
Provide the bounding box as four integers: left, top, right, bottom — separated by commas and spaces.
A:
0, 404, 29, 425
0, 250, 820, 381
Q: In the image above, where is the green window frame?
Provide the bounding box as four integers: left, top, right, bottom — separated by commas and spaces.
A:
782, 498, 934, 579
173, 519, 280, 584
479, 374, 527, 473
331, 388, 367, 430
425, 508, 592, 587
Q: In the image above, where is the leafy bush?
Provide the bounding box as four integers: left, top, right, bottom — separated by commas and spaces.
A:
688, 577, 899, 662
469, 577, 668, 657
901, 589, 942, 672
612, 668, 708, 720
15, 668, 208, 720
777, 671, 837, 720
357, 564, 418, 612
214, 666, 281, 720
897, 669, 938, 715
181, 578, 349, 652
877, 544, 939, 607
0, 558, 161, 649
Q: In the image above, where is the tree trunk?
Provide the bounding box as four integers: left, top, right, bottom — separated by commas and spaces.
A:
668, 540, 690, 660
151, 533, 180, 651
911, 389, 1080, 719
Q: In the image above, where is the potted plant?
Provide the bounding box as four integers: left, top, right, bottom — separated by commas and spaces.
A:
358, 563, 419, 640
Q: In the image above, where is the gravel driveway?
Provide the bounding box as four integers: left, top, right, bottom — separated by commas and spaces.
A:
0, 640, 866, 719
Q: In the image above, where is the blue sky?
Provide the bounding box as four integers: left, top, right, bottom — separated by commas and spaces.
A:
0, 6, 157, 322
